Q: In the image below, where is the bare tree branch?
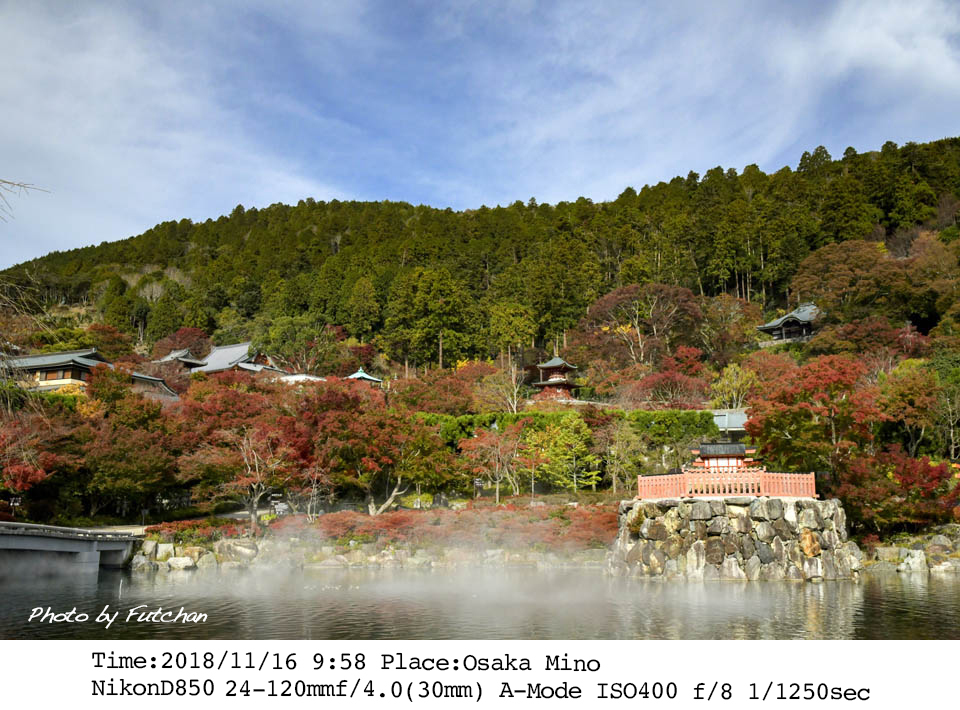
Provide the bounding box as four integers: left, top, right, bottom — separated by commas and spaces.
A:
0, 179, 49, 222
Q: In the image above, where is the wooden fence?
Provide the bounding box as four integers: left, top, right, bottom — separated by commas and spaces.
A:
637, 467, 816, 499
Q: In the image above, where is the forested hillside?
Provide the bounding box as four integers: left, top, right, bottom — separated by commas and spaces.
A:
5, 138, 960, 367
4, 137, 960, 538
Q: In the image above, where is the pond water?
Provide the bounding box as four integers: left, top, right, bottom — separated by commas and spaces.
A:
1, 567, 958, 640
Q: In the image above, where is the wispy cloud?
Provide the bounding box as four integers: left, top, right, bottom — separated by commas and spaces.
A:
2, 0, 959, 267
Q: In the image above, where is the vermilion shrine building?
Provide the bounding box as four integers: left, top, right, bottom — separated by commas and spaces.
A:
637, 442, 817, 499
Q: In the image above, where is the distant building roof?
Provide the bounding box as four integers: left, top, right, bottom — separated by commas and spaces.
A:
696, 442, 747, 457
276, 373, 327, 384
758, 302, 820, 333
346, 367, 382, 383
191, 342, 256, 373
537, 356, 577, 370
155, 348, 205, 366
3, 348, 109, 369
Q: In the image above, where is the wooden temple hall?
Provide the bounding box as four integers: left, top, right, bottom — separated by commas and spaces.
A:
637, 442, 817, 499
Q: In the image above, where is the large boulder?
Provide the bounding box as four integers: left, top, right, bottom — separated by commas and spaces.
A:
821, 530, 841, 551
863, 561, 897, 575
782, 500, 798, 527
648, 549, 667, 575
798, 508, 822, 530
754, 521, 776, 543
155, 543, 175, 562
707, 516, 730, 536
744, 555, 762, 581
897, 549, 929, 574
140, 539, 157, 559
182, 546, 207, 562
686, 540, 706, 579
756, 541, 775, 565
875, 546, 902, 563
690, 501, 713, 520
167, 556, 196, 571
929, 534, 953, 550
721, 533, 740, 556
215, 539, 259, 562
720, 556, 747, 580
129, 554, 155, 572
765, 498, 784, 520
803, 557, 823, 580
749, 498, 770, 521
730, 512, 753, 534
196, 552, 218, 569
821, 550, 838, 580
640, 519, 668, 541
785, 564, 804, 581
760, 562, 786, 581
800, 529, 821, 558
705, 538, 726, 565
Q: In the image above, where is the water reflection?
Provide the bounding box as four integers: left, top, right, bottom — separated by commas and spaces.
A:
1, 568, 957, 639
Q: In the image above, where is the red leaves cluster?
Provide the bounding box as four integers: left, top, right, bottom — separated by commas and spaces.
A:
145, 517, 255, 543
746, 355, 884, 476
151, 327, 211, 360
272, 504, 618, 552
839, 446, 960, 532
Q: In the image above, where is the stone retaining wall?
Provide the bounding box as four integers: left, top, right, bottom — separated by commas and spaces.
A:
607, 497, 862, 581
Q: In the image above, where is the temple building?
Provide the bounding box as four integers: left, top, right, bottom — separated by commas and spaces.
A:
757, 302, 820, 345
532, 356, 578, 401
2, 348, 179, 400
187, 342, 284, 375
637, 441, 817, 499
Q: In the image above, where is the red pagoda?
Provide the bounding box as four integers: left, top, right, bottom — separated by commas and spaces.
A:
532, 356, 578, 401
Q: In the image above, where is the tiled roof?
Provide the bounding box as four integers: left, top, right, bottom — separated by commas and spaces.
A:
697, 442, 746, 456
537, 356, 576, 369
347, 367, 382, 382
191, 342, 254, 373
758, 302, 820, 331
3, 348, 108, 369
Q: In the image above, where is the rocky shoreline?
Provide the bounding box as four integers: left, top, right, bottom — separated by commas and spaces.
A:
608, 496, 861, 581
128, 536, 610, 573
127, 504, 960, 580
608, 497, 960, 581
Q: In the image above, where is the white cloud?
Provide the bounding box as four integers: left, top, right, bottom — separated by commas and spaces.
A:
2, 0, 959, 267
0, 2, 349, 267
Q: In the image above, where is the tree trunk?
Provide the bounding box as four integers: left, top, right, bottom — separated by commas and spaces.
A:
369, 478, 409, 516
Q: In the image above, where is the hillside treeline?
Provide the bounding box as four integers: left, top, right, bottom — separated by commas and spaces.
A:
4, 138, 959, 368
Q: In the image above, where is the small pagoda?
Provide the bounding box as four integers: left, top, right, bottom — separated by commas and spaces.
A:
532, 356, 577, 401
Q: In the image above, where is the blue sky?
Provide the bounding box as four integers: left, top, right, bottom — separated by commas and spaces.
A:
2, 0, 960, 268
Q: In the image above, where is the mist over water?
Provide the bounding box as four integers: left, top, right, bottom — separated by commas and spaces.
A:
1, 568, 958, 639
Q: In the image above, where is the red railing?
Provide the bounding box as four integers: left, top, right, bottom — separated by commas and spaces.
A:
637, 467, 817, 499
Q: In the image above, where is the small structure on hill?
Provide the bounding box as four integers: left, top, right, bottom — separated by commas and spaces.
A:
757, 302, 819, 345
347, 367, 382, 385
532, 356, 578, 401
637, 442, 817, 499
